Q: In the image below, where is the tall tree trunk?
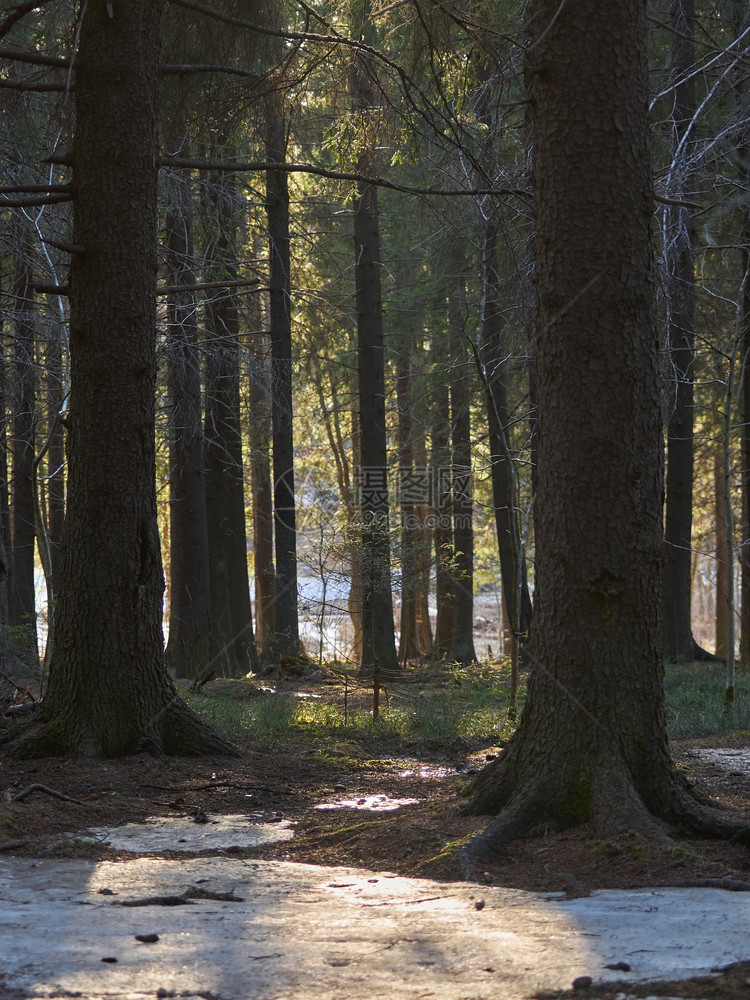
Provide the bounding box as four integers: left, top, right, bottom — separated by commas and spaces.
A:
350, 22, 398, 677
662, 0, 708, 662
715, 453, 729, 659
265, 92, 300, 659
735, 0, 750, 665
448, 273, 477, 665
413, 427, 433, 654
164, 173, 212, 680
463, 0, 739, 853
432, 376, 454, 655
396, 341, 420, 664
45, 326, 65, 598
10, 221, 38, 665
481, 221, 533, 645
20, 0, 232, 758
249, 331, 276, 659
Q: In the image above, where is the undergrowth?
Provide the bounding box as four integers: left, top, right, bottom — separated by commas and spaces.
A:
181, 659, 750, 751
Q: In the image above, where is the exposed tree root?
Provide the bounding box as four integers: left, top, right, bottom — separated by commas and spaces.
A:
460, 745, 750, 876
7, 693, 237, 759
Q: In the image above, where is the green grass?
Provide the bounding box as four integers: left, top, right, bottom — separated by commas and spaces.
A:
181, 660, 750, 752
180, 660, 520, 751
664, 662, 750, 740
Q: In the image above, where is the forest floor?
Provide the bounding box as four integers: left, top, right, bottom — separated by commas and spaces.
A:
1, 670, 750, 999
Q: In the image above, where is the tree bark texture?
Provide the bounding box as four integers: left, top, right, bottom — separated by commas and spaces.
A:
350, 37, 398, 677
464, 0, 738, 853
662, 0, 707, 662
10, 221, 38, 662
23, 0, 233, 757
448, 274, 477, 666
249, 331, 276, 659
396, 341, 421, 664
265, 94, 300, 658
203, 169, 258, 677
164, 174, 212, 680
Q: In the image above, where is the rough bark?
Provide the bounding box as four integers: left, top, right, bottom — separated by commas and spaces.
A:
203, 169, 258, 677
481, 220, 533, 643
448, 274, 477, 666
662, 0, 710, 662
45, 326, 65, 598
350, 30, 399, 678
396, 341, 420, 664
463, 0, 746, 856
715, 453, 729, 660
248, 331, 276, 659
432, 375, 454, 656
9, 221, 38, 664
15, 0, 233, 758
164, 173, 212, 680
265, 93, 300, 659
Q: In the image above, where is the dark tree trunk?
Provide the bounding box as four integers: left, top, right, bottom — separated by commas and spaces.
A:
265, 94, 300, 659
249, 331, 276, 659
350, 35, 398, 678
17, 0, 232, 758
164, 174, 212, 680
662, 0, 708, 662
463, 0, 742, 854
448, 274, 477, 666
481, 221, 533, 642
413, 427, 433, 655
10, 222, 38, 664
396, 342, 420, 664
203, 170, 258, 677
432, 376, 454, 655
735, 0, 750, 665
715, 454, 729, 659
45, 326, 65, 598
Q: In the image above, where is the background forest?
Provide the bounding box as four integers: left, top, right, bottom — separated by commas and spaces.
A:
0, 0, 749, 705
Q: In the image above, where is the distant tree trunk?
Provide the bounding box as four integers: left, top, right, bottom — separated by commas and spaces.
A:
481, 221, 533, 645
19, 0, 232, 757
448, 274, 477, 666
348, 406, 364, 664
464, 0, 739, 852
413, 428, 433, 655
203, 169, 258, 677
350, 41, 399, 678
432, 373, 454, 656
164, 173, 212, 680
10, 222, 38, 664
715, 453, 729, 659
735, 0, 750, 665
0, 269, 12, 672
265, 93, 300, 659
45, 327, 65, 598
662, 0, 708, 662
396, 342, 420, 664
249, 331, 276, 658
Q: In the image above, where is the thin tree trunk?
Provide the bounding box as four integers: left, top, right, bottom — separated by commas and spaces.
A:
45, 327, 64, 598
662, 0, 708, 662
10, 222, 38, 664
432, 377, 454, 655
396, 342, 420, 664
715, 453, 729, 660
249, 331, 276, 659
448, 273, 476, 666
265, 93, 300, 659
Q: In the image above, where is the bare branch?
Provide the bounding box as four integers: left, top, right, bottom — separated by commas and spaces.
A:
0, 45, 70, 67
0, 1, 58, 42
0, 184, 70, 194
159, 156, 529, 200
0, 192, 72, 207
0, 78, 67, 91
158, 278, 259, 295
161, 62, 260, 79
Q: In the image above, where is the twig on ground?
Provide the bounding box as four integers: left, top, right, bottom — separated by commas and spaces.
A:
10, 783, 89, 806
